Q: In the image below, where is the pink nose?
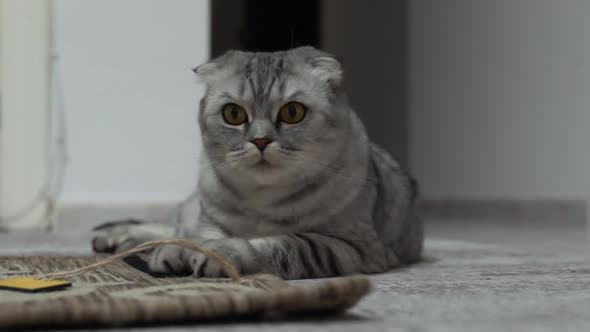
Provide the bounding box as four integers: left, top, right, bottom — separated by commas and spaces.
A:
251, 137, 271, 151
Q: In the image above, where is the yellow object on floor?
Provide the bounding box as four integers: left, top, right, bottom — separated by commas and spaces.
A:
0, 277, 71, 292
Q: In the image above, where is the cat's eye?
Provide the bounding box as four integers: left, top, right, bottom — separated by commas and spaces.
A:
222, 104, 248, 125
278, 102, 306, 124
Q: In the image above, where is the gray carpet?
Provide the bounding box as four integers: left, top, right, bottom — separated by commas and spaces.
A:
0, 222, 588, 331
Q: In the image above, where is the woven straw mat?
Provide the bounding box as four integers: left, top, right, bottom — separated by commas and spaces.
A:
0, 256, 371, 328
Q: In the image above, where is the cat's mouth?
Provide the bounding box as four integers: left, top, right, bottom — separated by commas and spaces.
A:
254, 159, 271, 167
251, 155, 275, 169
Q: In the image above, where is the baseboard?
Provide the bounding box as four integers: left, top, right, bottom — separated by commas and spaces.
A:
55, 201, 180, 232
54, 198, 588, 232
422, 199, 587, 225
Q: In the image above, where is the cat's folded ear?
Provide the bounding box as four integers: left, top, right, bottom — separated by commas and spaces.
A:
192, 50, 240, 84
192, 61, 219, 84
290, 46, 343, 87
309, 56, 343, 87
192, 63, 215, 79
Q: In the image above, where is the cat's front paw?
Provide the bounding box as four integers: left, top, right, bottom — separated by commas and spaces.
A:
92, 220, 176, 254
147, 244, 194, 276
148, 239, 259, 278
148, 242, 224, 277
92, 219, 145, 254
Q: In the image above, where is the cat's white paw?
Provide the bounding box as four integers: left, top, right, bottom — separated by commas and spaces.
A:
148, 244, 192, 275
92, 219, 144, 254
92, 220, 176, 254
148, 242, 227, 277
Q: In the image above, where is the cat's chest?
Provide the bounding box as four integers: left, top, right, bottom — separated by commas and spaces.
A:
215, 209, 304, 237
212, 196, 315, 237
201, 179, 334, 236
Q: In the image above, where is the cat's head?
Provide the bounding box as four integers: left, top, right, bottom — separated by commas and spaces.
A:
195, 46, 352, 186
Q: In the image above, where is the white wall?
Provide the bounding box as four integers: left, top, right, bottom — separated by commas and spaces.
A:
54, 0, 209, 204
410, 0, 590, 200
0, 0, 50, 228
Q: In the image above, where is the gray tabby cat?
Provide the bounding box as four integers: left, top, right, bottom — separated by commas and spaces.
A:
92, 46, 423, 279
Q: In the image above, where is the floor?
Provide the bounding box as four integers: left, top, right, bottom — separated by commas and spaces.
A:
1, 220, 589, 331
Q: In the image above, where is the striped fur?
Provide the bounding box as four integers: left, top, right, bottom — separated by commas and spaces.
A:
92, 47, 423, 279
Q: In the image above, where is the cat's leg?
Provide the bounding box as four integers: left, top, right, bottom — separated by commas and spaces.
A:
92, 219, 176, 254
149, 233, 388, 279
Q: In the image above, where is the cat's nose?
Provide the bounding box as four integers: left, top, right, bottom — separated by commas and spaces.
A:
251, 137, 272, 151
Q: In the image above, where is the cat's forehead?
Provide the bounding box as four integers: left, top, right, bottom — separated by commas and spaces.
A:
239, 53, 287, 102
212, 53, 310, 105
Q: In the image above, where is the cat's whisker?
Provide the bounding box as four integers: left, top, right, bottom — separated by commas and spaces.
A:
279, 147, 323, 155
204, 152, 232, 158
315, 166, 376, 186
275, 154, 376, 186
280, 138, 373, 155
201, 159, 234, 177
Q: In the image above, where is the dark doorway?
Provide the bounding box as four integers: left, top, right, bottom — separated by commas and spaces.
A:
211, 0, 320, 57
210, 0, 408, 166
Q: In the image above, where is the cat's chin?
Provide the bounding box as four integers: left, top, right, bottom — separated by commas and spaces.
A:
249, 160, 279, 174
237, 163, 295, 186
253, 159, 271, 167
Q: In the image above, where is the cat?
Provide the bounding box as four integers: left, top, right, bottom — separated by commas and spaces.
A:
92, 46, 423, 279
